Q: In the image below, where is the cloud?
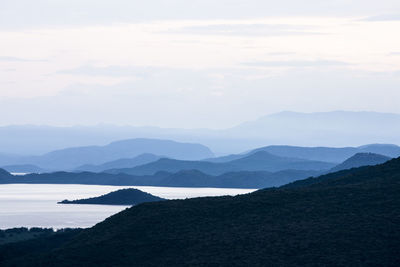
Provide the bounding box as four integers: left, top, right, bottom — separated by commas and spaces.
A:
267, 52, 296, 56
1, 0, 400, 30
56, 65, 155, 77
0, 56, 45, 62
1, 66, 399, 129
167, 23, 324, 36
362, 14, 400, 21
243, 60, 351, 68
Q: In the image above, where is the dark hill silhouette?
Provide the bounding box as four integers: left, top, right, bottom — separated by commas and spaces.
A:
74, 153, 162, 172
2, 157, 400, 266
330, 152, 391, 172
108, 151, 334, 176
284, 156, 400, 189
58, 188, 165, 205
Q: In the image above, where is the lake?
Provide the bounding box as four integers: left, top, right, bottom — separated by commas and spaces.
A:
0, 184, 256, 229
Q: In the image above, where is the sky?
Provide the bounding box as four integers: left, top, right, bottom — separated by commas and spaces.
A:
0, 0, 400, 129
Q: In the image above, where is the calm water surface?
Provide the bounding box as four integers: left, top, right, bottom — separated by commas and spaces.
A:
0, 184, 256, 229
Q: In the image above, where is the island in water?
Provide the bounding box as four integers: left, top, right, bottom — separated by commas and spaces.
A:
58, 188, 165, 206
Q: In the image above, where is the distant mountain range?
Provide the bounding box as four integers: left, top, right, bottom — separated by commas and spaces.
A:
0, 139, 213, 170
2, 142, 397, 174
249, 143, 400, 163
74, 153, 162, 172
0, 151, 392, 188
0, 141, 395, 189
58, 189, 165, 206
201, 144, 400, 164
0, 168, 319, 189
106, 151, 335, 176
0, 111, 400, 155
227, 111, 400, 148
3, 154, 399, 266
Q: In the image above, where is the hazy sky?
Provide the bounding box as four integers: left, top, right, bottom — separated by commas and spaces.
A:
0, 1, 400, 128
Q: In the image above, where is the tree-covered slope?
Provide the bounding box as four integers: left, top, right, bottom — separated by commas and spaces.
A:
2, 158, 400, 266
284, 156, 400, 189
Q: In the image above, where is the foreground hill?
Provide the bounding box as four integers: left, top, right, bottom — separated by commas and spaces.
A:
0, 138, 214, 170
59, 188, 165, 205
330, 152, 391, 172
108, 151, 334, 176
2, 157, 400, 266
0, 168, 317, 189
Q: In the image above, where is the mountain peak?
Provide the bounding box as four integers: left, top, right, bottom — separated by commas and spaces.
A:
330, 152, 391, 172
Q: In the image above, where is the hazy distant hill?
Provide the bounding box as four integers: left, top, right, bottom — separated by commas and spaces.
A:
330, 153, 391, 172
1, 164, 45, 174
107, 151, 334, 176
202, 153, 246, 163
240, 143, 400, 163
59, 188, 165, 205
0, 168, 12, 178
3, 156, 399, 266
1, 111, 400, 155
229, 111, 400, 148
357, 144, 400, 158
75, 153, 162, 172
0, 139, 213, 170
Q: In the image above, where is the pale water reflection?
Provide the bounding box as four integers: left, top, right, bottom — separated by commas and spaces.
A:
0, 184, 256, 229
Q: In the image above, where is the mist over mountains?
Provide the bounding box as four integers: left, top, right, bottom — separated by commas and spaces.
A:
1, 141, 399, 174
1, 111, 400, 156
109, 151, 334, 176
